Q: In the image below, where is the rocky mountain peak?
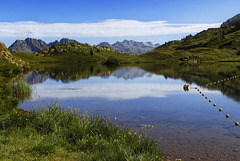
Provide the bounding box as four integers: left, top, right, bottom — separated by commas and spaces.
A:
8, 38, 80, 53
97, 40, 160, 54
221, 14, 240, 29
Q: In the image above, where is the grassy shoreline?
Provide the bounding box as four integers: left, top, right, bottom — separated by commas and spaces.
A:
0, 99, 162, 160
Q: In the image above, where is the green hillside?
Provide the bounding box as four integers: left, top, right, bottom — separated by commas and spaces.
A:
142, 14, 240, 62
14, 43, 146, 64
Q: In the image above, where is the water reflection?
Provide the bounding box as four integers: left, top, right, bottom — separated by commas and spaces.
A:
23, 63, 240, 102
20, 63, 240, 161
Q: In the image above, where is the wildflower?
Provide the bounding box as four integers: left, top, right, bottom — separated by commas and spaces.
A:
71, 109, 73, 113
115, 117, 117, 120
106, 116, 110, 119
129, 132, 131, 135
68, 106, 70, 109
139, 135, 142, 138
41, 114, 43, 116
75, 108, 77, 111
19, 148, 21, 150
144, 125, 147, 127
124, 135, 126, 137
152, 126, 154, 128
135, 133, 137, 135
148, 125, 150, 127
26, 119, 28, 120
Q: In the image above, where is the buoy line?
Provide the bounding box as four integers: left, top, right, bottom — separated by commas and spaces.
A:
204, 75, 240, 88
183, 82, 240, 128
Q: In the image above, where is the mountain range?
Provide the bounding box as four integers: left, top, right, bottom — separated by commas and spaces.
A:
8, 38, 159, 54
97, 40, 160, 54
8, 38, 79, 54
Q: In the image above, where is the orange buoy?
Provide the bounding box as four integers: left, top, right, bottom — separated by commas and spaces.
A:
226, 114, 229, 118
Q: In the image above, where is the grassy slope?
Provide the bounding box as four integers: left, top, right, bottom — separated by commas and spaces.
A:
142, 27, 240, 62
13, 43, 149, 64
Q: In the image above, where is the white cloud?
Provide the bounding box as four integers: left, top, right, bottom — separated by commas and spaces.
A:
0, 19, 221, 38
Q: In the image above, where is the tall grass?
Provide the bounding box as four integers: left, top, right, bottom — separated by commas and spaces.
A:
0, 102, 162, 160
10, 80, 32, 102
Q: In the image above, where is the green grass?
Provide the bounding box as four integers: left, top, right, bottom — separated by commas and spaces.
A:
0, 102, 162, 160
10, 81, 32, 102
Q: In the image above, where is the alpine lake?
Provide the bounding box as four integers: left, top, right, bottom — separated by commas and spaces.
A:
18, 62, 240, 161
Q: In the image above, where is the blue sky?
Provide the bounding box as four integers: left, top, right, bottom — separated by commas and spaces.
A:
1, 0, 240, 47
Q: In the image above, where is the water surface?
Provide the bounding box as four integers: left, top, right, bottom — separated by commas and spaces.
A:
20, 63, 240, 161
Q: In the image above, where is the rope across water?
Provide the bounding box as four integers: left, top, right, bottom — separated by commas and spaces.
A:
183, 74, 240, 128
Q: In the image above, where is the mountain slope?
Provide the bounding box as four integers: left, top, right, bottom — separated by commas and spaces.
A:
8, 38, 80, 54
0, 41, 25, 68
142, 14, 240, 62
98, 40, 160, 54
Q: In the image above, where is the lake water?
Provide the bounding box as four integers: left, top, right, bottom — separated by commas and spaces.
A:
19, 63, 240, 161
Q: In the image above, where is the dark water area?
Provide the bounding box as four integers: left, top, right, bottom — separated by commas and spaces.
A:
19, 63, 240, 161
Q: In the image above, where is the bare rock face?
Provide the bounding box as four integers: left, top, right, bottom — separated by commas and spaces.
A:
8, 38, 48, 53
98, 40, 160, 54
221, 14, 240, 29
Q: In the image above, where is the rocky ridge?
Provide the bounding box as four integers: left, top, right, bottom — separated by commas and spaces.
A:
221, 14, 240, 29
8, 38, 80, 54
98, 40, 160, 54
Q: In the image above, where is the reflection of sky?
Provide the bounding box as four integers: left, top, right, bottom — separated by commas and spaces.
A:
20, 67, 240, 161
31, 75, 221, 101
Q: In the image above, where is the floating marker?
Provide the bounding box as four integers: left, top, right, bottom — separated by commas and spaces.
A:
200, 91, 202, 94
219, 108, 222, 112
235, 122, 239, 126
213, 103, 216, 107
205, 96, 208, 99
226, 114, 229, 118
209, 99, 212, 102
202, 94, 204, 96
197, 89, 199, 91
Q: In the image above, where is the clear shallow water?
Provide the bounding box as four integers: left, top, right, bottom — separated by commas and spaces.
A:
20, 63, 240, 161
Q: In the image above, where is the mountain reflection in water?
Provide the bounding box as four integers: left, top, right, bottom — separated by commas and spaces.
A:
20, 63, 240, 161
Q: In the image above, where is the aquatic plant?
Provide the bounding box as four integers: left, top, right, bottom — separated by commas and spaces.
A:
10, 80, 32, 102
